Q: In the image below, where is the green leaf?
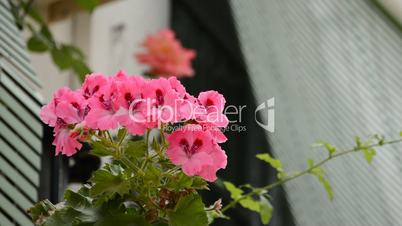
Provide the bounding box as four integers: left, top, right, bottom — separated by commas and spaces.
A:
223, 181, 243, 199
239, 197, 260, 212
71, 59, 91, 81
324, 143, 336, 156
62, 45, 85, 59
152, 222, 169, 226
25, 5, 45, 23
374, 134, 385, 146
168, 172, 193, 190
277, 171, 288, 180
50, 44, 91, 81
43, 206, 93, 226
191, 177, 209, 190
223, 181, 259, 212
91, 141, 113, 157
307, 159, 314, 168
27, 35, 48, 52
90, 164, 131, 204
40, 26, 55, 43
98, 212, 150, 226
51, 48, 72, 70
362, 148, 376, 164
27, 199, 56, 225
308, 161, 333, 201
74, 0, 100, 12
312, 142, 336, 156
96, 200, 150, 226
256, 153, 284, 173
144, 164, 161, 184
259, 196, 273, 225
64, 189, 92, 208
206, 209, 229, 225
167, 194, 208, 226
125, 140, 147, 160
355, 136, 362, 148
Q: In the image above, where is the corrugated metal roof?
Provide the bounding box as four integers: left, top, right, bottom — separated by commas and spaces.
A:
232, 0, 402, 225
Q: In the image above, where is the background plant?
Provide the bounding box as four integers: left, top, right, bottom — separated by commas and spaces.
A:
8, 0, 98, 81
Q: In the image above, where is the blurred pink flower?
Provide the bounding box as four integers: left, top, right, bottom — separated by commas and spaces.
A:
136, 28, 196, 78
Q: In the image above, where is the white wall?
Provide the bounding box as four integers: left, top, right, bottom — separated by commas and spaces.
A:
89, 0, 170, 75
29, 18, 75, 101
29, 0, 170, 101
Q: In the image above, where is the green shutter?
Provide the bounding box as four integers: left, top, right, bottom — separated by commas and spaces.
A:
0, 0, 43, 225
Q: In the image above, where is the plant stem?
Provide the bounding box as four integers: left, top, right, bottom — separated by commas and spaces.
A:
145, 128, 151, 148
221, 138, 402, 213
106, 131, 113, 143
120, 155, 145, 176
159, 124, 167, 148
118, 128, 127, 146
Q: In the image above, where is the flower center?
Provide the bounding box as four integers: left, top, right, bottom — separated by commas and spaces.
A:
56, 118, 66, 127
83, 105, 91, 117
180, 138, 203, 157
84, 85, 100, 98
93, 85, 100, 93
156, 89, 164, 105
99, 95, 112, 111
124, 92, 133, 105
206, 98, 214, 106
71, 102, 80, 109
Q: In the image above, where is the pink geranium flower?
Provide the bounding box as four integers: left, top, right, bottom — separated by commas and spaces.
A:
40, 87, 87, 126
166, 125, 227, 182
136, 28, 196, 78
81, 73, 109, 99
40, 71, 230, 171
52, 127, 83, 156
85, 88, 120, 130
40, 87, 70, 127
165, 77, 198, 122
196, 91, 229, 128
114, 73, 148, 135
198, 144, 227, 182
40, 87, 87, 156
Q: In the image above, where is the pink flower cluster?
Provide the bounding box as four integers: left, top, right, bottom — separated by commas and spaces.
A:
136, 29, 196, 78
40, 71, 228, 181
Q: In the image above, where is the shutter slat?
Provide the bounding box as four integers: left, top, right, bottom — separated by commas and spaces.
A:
0, 176, 33, 210
0, 107, 41, 150
0, 156, 37, 201
0, 120, 40, 168
0, 193, 32, 226
0, 87, 42, 138
0, 211, 14, 226
0, 138, 39, 185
